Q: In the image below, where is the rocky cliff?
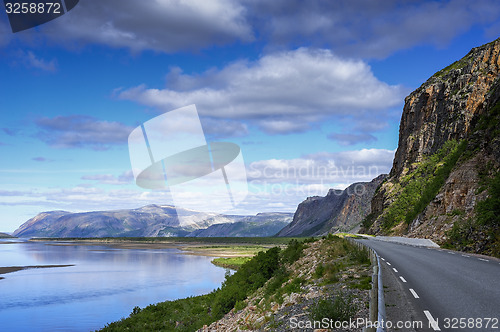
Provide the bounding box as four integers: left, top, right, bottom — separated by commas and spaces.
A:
364, 38, 500, 257
277, 175, 387, 237
13, 205, 292, 238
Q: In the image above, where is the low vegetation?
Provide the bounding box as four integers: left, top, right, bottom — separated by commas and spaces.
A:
211, 257, 252, 269
99, 235, 372, 331
443, 170, 500, 258
31, 236, 300, 245
380, 140, 466, 230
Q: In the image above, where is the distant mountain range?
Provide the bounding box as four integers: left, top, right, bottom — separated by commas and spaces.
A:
187, 213, 292, 237
0, 232, 13, 238
276, 175, 386, 237
12, 205, 293, 238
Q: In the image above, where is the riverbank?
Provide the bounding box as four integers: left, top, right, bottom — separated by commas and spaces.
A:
0, 264, 74, 280
29, 237, 298, 257
100, 235, 372, 331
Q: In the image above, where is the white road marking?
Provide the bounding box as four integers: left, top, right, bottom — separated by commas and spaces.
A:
462, 255, 470, 257
393, 268, 398, 273
424, 310, 441, 331
381, 257, 385, 261
399, 276, 407, 283
409, 288, 419, 298
448, 252, 455, 254
478, 258, 489, 262
386, 262, 391, 266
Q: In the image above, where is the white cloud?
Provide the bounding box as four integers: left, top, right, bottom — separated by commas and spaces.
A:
245, 0, 500, 58
118, 48, 405, 134
248, 148, 395, 185
36, 0, 252, 53
36, 115, 134, 150
23, 51, 57, 72
81, 170, 134, 185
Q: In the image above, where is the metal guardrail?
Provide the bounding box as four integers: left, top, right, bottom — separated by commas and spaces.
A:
348, 238, 386, 332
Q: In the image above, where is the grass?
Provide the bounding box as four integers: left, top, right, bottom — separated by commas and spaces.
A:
443, 170, 500, 258
30, 236, 302, 245
309, 291, 358, 323
211, 257, 252, 269
381, 140, 466, 230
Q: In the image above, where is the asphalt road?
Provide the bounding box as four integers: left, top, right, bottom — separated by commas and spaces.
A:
357, 238, 500, 332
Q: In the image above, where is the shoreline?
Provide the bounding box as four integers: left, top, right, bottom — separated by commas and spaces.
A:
0, 264, 74, 279
29, 237, 291, 257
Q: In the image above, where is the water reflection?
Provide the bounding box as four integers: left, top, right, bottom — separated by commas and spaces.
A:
0, 239, 227, 332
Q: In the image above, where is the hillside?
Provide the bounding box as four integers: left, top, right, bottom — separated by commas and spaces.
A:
0, 232, 14, 238
187, 213, 292, 237
363, 38, 500, 257
277, 175, 386, 237
12, 205, 292, 238
100, 236, 371, 331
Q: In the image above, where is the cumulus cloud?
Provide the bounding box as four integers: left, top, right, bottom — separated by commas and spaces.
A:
201, 118, 249, 139
118, 48, 405, 134
4, 0, 498, 58
248, 148, 395, 185
30, 0, 252, 53
36, 115, 134, 150
245, 0, 500, 58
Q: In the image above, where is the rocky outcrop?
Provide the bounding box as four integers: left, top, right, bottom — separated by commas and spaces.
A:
277, 174, 387, 237
391, 39, 500, 179
13, 205, 292, 238
366, 38, 500, 252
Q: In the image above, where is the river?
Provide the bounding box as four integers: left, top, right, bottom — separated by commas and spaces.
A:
0, 239, 227, 331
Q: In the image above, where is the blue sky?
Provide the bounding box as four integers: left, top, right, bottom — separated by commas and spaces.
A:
1, 0, 500, 232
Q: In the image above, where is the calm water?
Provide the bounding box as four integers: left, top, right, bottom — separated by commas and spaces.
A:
0, 239, 227, 332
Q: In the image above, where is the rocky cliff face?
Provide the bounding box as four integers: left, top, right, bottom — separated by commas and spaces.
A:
366, 38, 500, 256
391, 39, 500, 179
277, 174, 387, 237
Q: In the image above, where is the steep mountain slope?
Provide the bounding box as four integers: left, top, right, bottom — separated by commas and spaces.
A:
363, 38, 500, 257
12, 205, 292, 238
277, 175, 387, 237
186, 213, 293, 237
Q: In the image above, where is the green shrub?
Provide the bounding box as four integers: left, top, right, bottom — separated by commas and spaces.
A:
476, 171, 500, 227
350, 276, 372, 290
309, 291, 358, 323
313, 263, 325, 278
280, 239, 305, 265
348, 245, 370, 265
381, 140, 466, 230
282, 277, 305, 294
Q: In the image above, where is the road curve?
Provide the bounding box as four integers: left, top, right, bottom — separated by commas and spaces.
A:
357, 238, 500, 332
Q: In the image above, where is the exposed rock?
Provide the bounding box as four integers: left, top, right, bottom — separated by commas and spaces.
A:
366, 37, 500, 252
277, 174, 387, 237
391, 38, 500, 179
198, 238, 370, 332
